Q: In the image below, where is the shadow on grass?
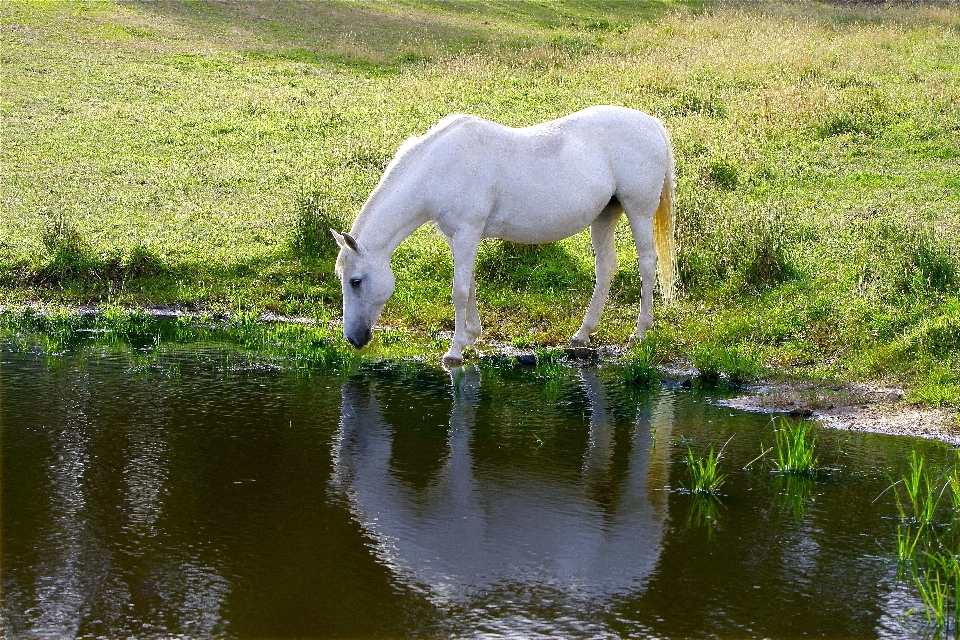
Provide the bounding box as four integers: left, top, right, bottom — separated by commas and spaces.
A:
476, 239, 590, 292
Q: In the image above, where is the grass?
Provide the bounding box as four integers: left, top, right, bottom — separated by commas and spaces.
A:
892, 450, 950, 528
690, 342, 763, 386
952, 451, 960, 516
681, 437, 730, 495
0, 305, 373, 373
622, 340, 662, 387
886, 451, 960, 637
771, 417, 819, 475
1, 0, 959, 403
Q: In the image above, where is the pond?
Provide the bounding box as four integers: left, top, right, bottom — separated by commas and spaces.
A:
2, 332, 957, 639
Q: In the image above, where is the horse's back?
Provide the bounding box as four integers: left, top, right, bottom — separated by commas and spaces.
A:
456, 106, 668, 187
418, 106, 670, 243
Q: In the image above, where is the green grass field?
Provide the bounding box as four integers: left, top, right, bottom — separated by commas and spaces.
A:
2, 0, 959, 403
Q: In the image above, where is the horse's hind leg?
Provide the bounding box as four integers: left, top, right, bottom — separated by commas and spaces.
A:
622, 198, 659, 343
571, 203, 622, 347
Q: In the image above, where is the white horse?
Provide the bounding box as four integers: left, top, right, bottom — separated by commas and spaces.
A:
331, 105, 676, 365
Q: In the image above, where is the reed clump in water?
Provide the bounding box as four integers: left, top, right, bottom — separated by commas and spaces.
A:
886, 450, 960, 637
771, 418, 819, 475
681, 438, 731, 496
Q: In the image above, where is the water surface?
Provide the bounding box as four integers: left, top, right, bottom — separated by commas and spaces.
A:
2, 337, 953, 638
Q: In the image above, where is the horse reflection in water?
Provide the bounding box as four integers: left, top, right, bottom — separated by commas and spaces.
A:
331, 367, 674, 633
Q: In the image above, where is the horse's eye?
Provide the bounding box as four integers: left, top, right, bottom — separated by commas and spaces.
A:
349, 278, 362, 289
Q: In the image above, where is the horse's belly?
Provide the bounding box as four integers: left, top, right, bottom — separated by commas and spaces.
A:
483, 179, 612, 244
483, 208, 598, 244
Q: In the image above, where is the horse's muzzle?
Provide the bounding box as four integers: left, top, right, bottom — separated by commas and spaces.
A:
346, 327, 373, 349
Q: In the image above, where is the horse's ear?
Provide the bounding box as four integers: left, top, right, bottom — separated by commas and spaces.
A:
341, 232, 361, 253
330, 228, 347, 249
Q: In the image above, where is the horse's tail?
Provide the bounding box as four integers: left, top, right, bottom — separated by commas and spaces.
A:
652, 118, 677, 303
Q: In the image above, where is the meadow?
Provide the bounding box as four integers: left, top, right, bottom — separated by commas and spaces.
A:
1, 0, 958, 403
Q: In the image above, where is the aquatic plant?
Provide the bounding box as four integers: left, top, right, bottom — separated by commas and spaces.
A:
681, 438, 730, 495
623, 341, 661, 388
168, 362, 182, 379
895, 524, 928, 566
886, 451, 960, 637
771, 417, 819, 475
892, 450, 947, 527
950, 450, 960, 518
99, 305, 158, 337
912, 550, 959, 638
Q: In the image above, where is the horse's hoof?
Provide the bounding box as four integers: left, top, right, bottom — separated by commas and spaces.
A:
570, 337, 589, 348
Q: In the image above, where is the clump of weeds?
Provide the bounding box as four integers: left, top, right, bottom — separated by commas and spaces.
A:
36, 212, 112, 284
623, 340, 662, 388
771, 417, 819, 475
888, 450, 949, 528
680, 436, 732, 495
679, 436, 733, 538
881, 450, 960, 637
293, 179, 353, 261
511, 334, 535, 349
744, 417, 821, 518
691, 343, 724, 384
691, 343, 763, 387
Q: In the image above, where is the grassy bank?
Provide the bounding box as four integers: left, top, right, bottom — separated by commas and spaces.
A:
1, 0, 958, 403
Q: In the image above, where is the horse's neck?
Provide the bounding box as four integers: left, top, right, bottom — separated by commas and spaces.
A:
351, 177, 429, 259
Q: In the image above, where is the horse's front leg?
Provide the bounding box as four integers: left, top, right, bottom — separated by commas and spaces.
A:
443, 235, 481, 366
465, 276, 482, 348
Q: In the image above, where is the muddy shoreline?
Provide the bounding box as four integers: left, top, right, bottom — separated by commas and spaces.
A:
715, 381, 960, 446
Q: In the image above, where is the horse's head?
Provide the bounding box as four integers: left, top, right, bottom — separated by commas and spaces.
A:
332, 229, 395, 349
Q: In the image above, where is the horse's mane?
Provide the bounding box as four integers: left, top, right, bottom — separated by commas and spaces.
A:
347, 114, 475, 245
390, 114, 472, 168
